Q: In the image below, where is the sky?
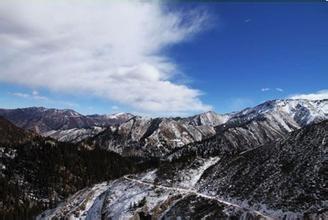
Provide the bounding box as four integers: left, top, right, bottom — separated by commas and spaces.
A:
0, 1, 327, 116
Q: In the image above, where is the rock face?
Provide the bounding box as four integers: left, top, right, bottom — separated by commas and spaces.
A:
229, 99, 328, 128
3, 99, 327, 159
2, 99, 328, 219
38, 157, 272, 220
81, 116, 217, 158
42, 127, 106, 143
38, 120, 328, 220
197, 120, 328, 217
185, 111, 231, 126
78, 99, 328, 159
0, 107, 133, 134
167, 99, 328, 159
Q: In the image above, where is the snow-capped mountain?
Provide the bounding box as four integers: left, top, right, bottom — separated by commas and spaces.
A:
38, 120, 328, 220
43, 126, 106, 143
185, 111, 231, 126
3, 99, 326, 159
43, 111, 229, 154
0, 107, 134, 134
81, 116, 217, 157
78, 99, 328, 159
167, 99, 328, 159
1, 98, 328, 219
87, 112, 134, 125
230, 99, 328, 129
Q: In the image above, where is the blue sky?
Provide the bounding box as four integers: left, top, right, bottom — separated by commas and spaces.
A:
0, 2, 327, 115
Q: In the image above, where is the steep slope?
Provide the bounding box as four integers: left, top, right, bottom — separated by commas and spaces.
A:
39, 120, 328, 220
77, 99, 328, 160
229, 99, 328, 129
38, 157, 272, 220
81, 116, 217, 158
184, 111, 231, 126
0, 116, 35, 145
167, 99, 328, 159
0, 119, 150, 219
197, 120, 328, 217
0, 107, 133, 134
43, 127, 105, 143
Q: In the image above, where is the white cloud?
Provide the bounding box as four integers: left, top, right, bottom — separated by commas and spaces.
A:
261, 88, 270, 92
9, 90, 48, 100
290, 90, 328, 100
111, 105, 119, 110
275, 88, 283, 92
10, 92, 30, 99
0, 0, 211, 115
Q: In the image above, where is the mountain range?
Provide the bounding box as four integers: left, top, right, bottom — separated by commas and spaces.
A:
0, 98, 327, 219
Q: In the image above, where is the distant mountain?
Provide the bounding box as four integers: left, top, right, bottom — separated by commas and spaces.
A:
167, 99, 328, 159
184, 111, 231, 126
39, 120, 328, 220
0, 107, 133, 134
42, 126, 106, 143
229, 99, 328, 128
2, 98, 328, 219
77, 99, 328, 159
80, 115, 218, 158
1, 99, 327, 159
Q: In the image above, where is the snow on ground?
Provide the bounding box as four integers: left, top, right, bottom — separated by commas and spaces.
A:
102, 178, 177, 219
38, 182, 109, 220
38, 156, 318, 220
43, 126, 105, 143
123, 176, 274, 220
177, 156, 220, 188
139, 169, 157, 182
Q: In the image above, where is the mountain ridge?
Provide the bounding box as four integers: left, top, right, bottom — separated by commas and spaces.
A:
38, 120, 328, 220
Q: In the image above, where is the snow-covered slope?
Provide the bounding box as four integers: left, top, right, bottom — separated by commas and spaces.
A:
81, 116, 217, 158
0, 107, 134, 134
38, 157, 275, 220
43, 127, 106, 143
167, 99, 328, 159
78, 99, 328, 159
11, 99, 328, 219
231, 99, 328, 129
185, 111, 231, 126
39, 121, 328, 220
196, 120, 328, 218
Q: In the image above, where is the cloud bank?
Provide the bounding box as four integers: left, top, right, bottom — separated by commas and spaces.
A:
0, 0, 211, 114
290, 90, 328, 100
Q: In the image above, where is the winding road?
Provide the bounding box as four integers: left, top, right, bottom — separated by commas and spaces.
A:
123, 175, 276, 220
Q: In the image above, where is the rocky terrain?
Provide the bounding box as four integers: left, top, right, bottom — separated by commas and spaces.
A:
42, 126, 106, 143
167, 99, 328, 159
1, 99, 327, 160
38, 120, 328, 220
0, 107, 133, 134
80, 115, 219, 158
1, 98, 328, 219
0, 119, 153, 219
